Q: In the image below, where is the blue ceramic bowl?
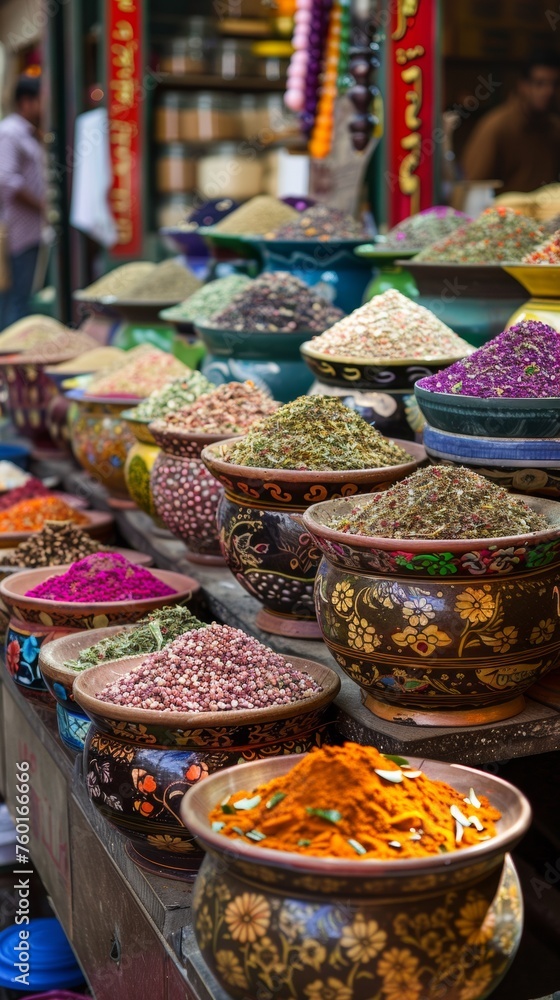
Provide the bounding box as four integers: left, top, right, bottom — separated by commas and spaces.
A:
415, 383, 560, 438
0, 443, 30, 470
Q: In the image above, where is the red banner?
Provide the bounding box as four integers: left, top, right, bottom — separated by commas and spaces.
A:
106, 0, 143, 256
386, 0, 437, 226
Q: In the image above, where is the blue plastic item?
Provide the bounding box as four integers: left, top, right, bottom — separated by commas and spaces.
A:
0, 919, 85, 992
0, 444, 30, 471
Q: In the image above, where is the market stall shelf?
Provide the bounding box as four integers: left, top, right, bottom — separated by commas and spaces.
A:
303, 494, 560, 726
183, 754, 529, 1000
73, 654, 339, 879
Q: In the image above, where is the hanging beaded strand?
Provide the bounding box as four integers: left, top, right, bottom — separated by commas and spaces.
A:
303, 0, 333, 134
336, 0, 352, 93
309, 1, 342, 159
285, 0, 312, 113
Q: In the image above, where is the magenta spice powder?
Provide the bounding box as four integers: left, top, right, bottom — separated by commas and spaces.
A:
25, 553, 176, 603
417, 320, 560, 399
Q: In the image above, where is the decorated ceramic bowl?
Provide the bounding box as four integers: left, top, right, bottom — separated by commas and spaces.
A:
202, 439, 426, 638
66, 391, 143, 500
182, 754, 530, 1000
0, 566, 200, 701
415, 383, 560, 438
303, 495, 560, 725
121, 410, 162, 520
402, 263, 526, 348
150, 427, 233, 564
300, 341, 470, 392
423, 425, 560, 498
38, 624, 133, 752
0, 355, 63, 447
0, 509, 113, 550
73, 655, 340, 879
502, 264, 560, 333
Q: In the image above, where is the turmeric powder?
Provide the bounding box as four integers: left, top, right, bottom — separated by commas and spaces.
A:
0, 497, 88, 533
210, 744, 501, 860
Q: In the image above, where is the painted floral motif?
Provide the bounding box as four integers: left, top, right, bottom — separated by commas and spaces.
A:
377, 948, 422, 1000
225, 893, 271, 944
458, 963, 494, 1000
479, 626, 518, 654
215, 950, 249, 990
6, 639, 20, 677
529, 618, 555, 644
300, 939, 327, 970
456, 898, 496, 946
145, 834, 197, 854
347, 615, 381, 653
402, 597, 435, 628
455, 588, 495, 625
392, 624, 452, 657
340, 917, 387, 963
332, 581, 355, 614
305, 978, 353, 1000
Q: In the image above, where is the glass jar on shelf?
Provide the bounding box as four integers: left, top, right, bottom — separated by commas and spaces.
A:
154, 92, 184, 143
180, 92, 239, 142
197, 144, 265, 201
156, 144, 197, 195
158, 17, 215, 75
252, 40, 292, 81
213, 39, 257, 80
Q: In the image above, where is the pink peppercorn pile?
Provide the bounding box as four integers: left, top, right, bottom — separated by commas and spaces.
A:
97, 623, 322, 713
25, 553, 176, 603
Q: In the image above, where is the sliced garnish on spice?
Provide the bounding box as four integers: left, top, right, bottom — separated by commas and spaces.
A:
388, 840, 402, 849
221, 794, 231, 806
233, 796, 262, 811
348, 839, 367, 856
374, 769, 403, 783
221, 803, 235, 815
467, 787, 481, 809
382, 754, 410, 767
212, 821, 225, 832
266, 792, 286, 810
410, 833, 422, 841
232, 827, 246, 837
455, 821, 464, 844
402, 770, 423, 779
450, 805, 471, 827
306, 808, 342, 824
439, 845, 448, 853
246, 830, 267, 842
297, 839, 311, 847
468, 815, 484, 832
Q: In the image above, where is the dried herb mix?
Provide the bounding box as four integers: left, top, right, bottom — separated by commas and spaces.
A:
80, 262, 156, 300
417, 320, 560, 398
269, 204, 366, 241
65, 606, 205, 672
331, 466, 548, 540
308, 289, 473, 361
416, 207, 544, 264
379, 207, 470, 251
127, 259, 201, 302
209, 272, 343, 333
523, 228, 560, 264
132, 372, 213, 421
97, 623, 321, 712
87, 347, 188, 398
225, 396, 413, 471
212, 196, 298, 236
153, 381, 278, 435
169, 275, 252, 323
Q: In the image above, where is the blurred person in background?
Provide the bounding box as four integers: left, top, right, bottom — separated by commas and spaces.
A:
462, 50, 560, 193
0, 75, 45, 327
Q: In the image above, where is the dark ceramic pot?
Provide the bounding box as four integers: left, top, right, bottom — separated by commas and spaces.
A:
183, 755, 530, 1000
203, 439, 426, 638
150, 425, 235, 565
300, 342, 471, 392
45, 393, 73, 455
303, 495, 560, 726
73, 655, 340, 879
67, 392, 142, 500
0, 355, 60, 446
415, 384, 560, 439
0, 567, 200, 702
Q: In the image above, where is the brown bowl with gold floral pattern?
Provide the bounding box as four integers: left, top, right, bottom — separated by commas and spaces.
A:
181, 753, 530, 1000
302, 495, 560, 726
73, 654, 339, 880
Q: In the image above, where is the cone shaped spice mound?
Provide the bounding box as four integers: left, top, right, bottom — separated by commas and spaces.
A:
0, 479, 50, 511
0, 315, 66, 353
2, 521, 108, 567
415, 206, 544, 263
0, 497, 89, 533
86, 347, 188, 398
523, 228, 560, 264
128, 259, 201, 302
225, 396, 413, 471
212, 195, 298, 236
65, 606, 205, 672
25, 553, 176, 603
208, 272, 343, 333
210, 743, 501, 858
132, 372, 213, 421
379, 206, 470, 250
170, 275, 252, 323
96, 623, 321, 712
417, 320, 560, 398
306, 289, 473, 361
268, 204, 366, 241
330, 465, 549, 540
152, 381, 278, 435
48, 346, 127, 374
80, 262, 156, 299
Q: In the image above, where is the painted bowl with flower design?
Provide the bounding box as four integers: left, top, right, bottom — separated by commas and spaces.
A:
300, 340, 473, 392
72, 654, 339, 880
303, 495, 560, 726
66, 392, 142, 500
202, 440, 426, 638
0, 567, 200, 702
182, 753, 530, 1000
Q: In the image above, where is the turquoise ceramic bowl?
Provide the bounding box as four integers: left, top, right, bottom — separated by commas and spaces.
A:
415, 384, 560, 438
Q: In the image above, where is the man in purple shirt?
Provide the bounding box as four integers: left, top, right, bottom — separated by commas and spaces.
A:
0, 76, 45, 328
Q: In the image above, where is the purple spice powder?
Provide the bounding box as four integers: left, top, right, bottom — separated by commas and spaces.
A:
417, 320, 560, 398
25, 553, 176, 603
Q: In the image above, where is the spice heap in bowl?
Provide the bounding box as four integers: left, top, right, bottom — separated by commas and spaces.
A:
72, 622, 339, 877
210, 195, 299, 237
183, 743, 530, 1000
0, 463, 32, 492
38, 605, 205, 752
0, 478, 50, 510
1, 521, 109, 568
128, 372, 213, 429
201, 396, 424, 636
415, 207, 545, 264
0, 496, 89, 537
149, 381, 279, 563
523, 227, 560, 264
85, 345, 189, 400
0, 553, 198, 700
301, 288, 474, 391
378, 206, 470, 251
266, 204, 367, 241
303, 464, 560, 725
205, 272, 343, 333
161, 275, 252, 328
415, 319, 560, 443
77, 262, 158, 301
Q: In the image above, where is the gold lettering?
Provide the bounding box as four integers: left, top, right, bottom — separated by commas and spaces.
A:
396, 44, 425, 65
115, 0, 136, 11
392, 0, 420, 41
402, 65, 422, 130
